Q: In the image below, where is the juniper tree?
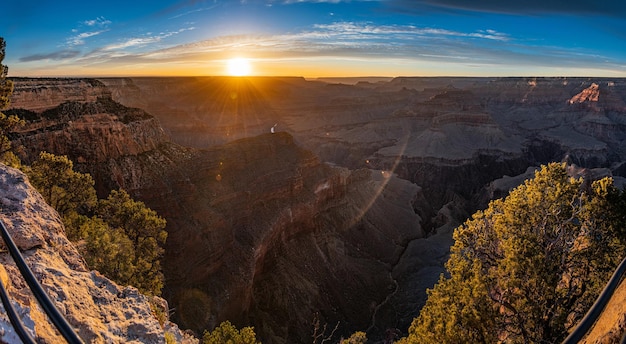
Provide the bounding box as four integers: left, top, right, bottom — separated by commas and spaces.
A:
402, 163, 626, 343
97, 189, 167, 295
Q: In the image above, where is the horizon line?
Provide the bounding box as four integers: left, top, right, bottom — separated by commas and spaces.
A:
7, 75, 626, 80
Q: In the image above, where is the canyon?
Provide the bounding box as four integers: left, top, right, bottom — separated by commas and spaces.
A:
5, 76, 626, 343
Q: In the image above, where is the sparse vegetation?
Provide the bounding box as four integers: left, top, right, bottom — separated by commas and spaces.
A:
29, 152, 98, 220
401, 163, 626, 343
340, 331, 367, 344
202, 321, 260, 344
96, 189, 167, 295
165, 332, 178, 344
26, 150, 167, 296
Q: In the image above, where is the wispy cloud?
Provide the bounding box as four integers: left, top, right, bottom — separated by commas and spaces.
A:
83, 16, 111, 27
18, 19, 623, 76
311, 22, 510, 41
20, 50, 81, 62
169, 5, 219, 19
103, 27, 195, 51
65, 16, 112, 46
67, 30, 108, 46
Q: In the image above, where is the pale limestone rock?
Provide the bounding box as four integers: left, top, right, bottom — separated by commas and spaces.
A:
0, 164, 197, 344
569, 83, 600, 104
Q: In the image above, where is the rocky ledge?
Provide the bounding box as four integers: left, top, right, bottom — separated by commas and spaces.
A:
0, 164, 196, 344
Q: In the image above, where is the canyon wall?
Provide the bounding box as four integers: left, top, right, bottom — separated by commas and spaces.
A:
7, 80, 430, 342
99, 77, 626, 210
7, 76, 626, 342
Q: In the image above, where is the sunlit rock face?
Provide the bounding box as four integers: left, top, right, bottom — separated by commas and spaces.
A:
7, 94, 176, 197
10, 78, 111, 112
0, 164, 195, 344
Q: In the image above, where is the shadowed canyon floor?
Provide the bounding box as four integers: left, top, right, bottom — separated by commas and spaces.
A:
7, 76, 626, 342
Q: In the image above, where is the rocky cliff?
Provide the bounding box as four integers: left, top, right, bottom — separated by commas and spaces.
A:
7, 92, 178, 197
10, 78, 111, 112
0, 164, 195, 344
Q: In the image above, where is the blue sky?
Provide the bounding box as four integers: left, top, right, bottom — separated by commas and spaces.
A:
2, 0, 625, 77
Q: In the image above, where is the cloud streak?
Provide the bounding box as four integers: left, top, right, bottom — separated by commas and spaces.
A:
386, 0, 626, 16
12, 16, 624, 77
103, 27, 195, 51
20, 50, 81, 62
65, 17, 112, 46
67, 30, 108, 46
311, 22, 510, 41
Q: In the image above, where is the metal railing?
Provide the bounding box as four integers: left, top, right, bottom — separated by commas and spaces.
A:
0, 268, 35, 344
0, 219, 83, 344
563, 256, 626, 344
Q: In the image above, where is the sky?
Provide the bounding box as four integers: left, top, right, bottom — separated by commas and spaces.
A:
2, 0, 626, 77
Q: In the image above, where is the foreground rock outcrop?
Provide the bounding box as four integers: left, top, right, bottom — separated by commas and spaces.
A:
0, 164, 196, 343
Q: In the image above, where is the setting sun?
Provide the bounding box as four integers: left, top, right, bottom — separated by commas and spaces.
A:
227, 58, 252, 76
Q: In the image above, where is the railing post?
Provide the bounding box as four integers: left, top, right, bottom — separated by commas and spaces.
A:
563, 257, 626, 344
0, 219, 84, 344
0, 267, 36, 344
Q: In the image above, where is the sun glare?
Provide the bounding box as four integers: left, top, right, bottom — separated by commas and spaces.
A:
227, 58, 252, 76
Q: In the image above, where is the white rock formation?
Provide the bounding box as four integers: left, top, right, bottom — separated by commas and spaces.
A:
0, 164, 197, 344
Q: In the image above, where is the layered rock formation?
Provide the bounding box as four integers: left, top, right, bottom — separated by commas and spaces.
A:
145, 133, 424, 342
96, 76, 626, 211
0, 164, 195, 343
7, 83, 428, 342
10, 78, 111, 112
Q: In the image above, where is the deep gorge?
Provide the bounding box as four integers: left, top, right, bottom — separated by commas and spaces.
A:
7, 76, 626, 343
